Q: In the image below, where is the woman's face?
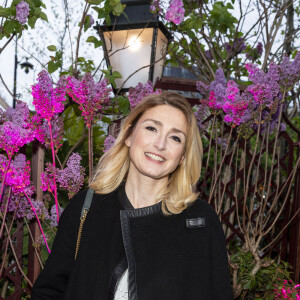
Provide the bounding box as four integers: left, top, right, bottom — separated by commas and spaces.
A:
125, 104, 187, 181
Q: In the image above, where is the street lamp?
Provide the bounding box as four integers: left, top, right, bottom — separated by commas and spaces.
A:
95, 0, 171, 93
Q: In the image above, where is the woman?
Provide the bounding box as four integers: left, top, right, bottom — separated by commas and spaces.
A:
31, 91, 233, 300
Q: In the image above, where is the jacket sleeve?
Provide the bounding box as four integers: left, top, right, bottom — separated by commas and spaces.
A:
31, 191, 85, 300
210, 210, 234, 299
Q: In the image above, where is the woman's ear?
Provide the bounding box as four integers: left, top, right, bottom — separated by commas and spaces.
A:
125, 125, 132, 147
179, 155, 185, 165
125, 136, 131, 147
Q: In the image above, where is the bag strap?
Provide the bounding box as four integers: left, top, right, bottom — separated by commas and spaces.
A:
74, 189, 94, 260
80, 189, 94, 217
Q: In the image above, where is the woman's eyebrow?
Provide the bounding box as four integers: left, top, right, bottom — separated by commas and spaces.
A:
142, 119, 186, 137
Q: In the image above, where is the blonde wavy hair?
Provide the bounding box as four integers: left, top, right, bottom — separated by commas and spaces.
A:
90, 91, 203, 215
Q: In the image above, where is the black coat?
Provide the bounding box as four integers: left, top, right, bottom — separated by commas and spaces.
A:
31, 185, 233, 300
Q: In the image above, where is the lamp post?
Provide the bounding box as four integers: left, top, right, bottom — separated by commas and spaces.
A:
95, 0, 171, 93
13, 36, 33, 108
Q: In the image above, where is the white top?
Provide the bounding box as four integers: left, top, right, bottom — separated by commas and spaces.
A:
114, 268, 129, 300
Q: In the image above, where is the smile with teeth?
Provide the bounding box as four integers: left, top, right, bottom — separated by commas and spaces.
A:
145, 152, 166, 162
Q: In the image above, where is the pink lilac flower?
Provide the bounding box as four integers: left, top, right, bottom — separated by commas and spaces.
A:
165, 0, 185, 25
66, 73, 112, 127
103, 135, 116, 152
32, 114, 64, 150
15, 1, 30, 25
32, 71, 67, 122
0, 121, 34, 156
128, 81, 161, 109
57, 153, 85, 199
274, 279, 300, 299
41, 162, 58, 194
150, 0, 162, 14
226, 80, 239, 101
0, 101, 34, 156
4, 154, 31, 193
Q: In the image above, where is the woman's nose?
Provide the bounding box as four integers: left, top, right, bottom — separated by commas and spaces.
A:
153, 134, 167, 151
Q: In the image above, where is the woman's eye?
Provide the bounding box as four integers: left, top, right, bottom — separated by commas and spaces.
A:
171, 136, 181, 143
145, 126, 156, 132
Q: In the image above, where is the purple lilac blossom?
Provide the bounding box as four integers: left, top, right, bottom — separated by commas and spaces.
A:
103, 135, 116, 152
15, 1, 30, 25
26, 199, 49, 221
49, 204, 64, 227
150, 0, 162, 14
57, 153, 85, 199
128, 81, 161, 109
208, 68, 227, 107
205, 50, 212, 60
196, 81, 209, 96
86, 14, 94, 27
165, 0, 185, 25
278, 52, 300, 88
37, 233, 49, 245
32, 71, 67, 122
256, 42, 263, 56
194, 105, 209, 130
0, 108, 6, 124
66, 73, 112, 127
225, 38, 246, 55
6, 101, 31, 128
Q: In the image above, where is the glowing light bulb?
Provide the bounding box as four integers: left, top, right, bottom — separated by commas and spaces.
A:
128, 36, 141, 52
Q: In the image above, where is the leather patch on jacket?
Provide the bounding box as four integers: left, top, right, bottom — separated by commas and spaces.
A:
185, 217, 206, 228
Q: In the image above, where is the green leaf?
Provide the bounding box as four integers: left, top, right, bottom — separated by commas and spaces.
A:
3, 20, 16, 35
117, 96, 130, 115
48, 61, 59, 73
112, 2, 125, 16
28, 16, 38, 28
47, 45, 57, 51
111, 71, 122, 79
39, 11, 48, 22
87, 0, 102, 4
86, 36, 103, 48
105, 14, 111, 26
0, 7, 11, 17
101, 116, 112, 123
95, 7, 106, 19
77, 57, 85, 62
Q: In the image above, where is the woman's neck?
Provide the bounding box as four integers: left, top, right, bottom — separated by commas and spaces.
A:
125, 172, 167, 209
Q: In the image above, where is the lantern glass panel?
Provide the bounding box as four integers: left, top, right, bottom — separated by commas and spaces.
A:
103, 28, 153, 89
153, 28, 168, 85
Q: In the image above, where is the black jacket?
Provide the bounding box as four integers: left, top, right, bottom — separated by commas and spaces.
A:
31, 185, 233, 300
